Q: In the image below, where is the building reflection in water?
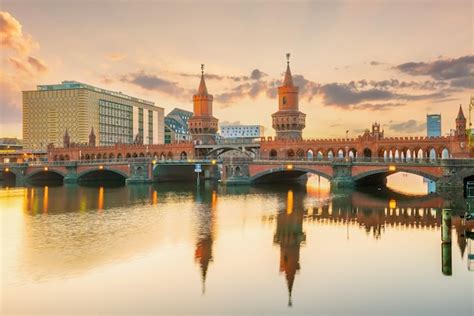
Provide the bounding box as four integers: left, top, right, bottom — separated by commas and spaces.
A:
273, 189, 306, 307
194, 187, 217, 294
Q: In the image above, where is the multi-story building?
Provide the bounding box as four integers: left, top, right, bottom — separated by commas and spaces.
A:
220, 125, 265, 139
23, 81, 164, 149
427, 114, 441, 137
164, 108, 193, 144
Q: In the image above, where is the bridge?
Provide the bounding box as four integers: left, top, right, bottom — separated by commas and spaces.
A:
222, 157, 474, 190
0, 158, 219, 186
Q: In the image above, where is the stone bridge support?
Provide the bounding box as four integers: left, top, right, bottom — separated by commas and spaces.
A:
330, 161, 354, 188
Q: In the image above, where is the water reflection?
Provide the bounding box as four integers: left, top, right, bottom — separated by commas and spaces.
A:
273, 189, 306, 306
2, 182, 473, 314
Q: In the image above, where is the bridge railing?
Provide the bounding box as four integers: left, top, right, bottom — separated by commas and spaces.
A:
251, 157, 469, 164
0, 157, 223, 168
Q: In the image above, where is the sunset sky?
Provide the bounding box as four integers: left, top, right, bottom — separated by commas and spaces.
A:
1, 0, 472, 139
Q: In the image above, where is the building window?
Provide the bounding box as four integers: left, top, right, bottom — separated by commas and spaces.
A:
99, 99, 133, 146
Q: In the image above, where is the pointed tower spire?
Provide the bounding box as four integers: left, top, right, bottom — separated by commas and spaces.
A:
63, 128, 70, 148
198, 63, 208, 95
88, 127, 96, 147
283, 53, 294, 87
457, 104, 466, 120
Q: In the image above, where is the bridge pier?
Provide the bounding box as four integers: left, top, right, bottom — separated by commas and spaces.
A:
63, 163, 79, 184
126, 162, 153, 184
330, 161, 355, 188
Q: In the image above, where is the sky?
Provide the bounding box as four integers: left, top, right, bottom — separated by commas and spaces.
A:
0, 0, 473, 139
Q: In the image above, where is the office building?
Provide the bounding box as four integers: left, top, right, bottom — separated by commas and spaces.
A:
427, 114, 441, 137
164, 108, 193, 144
23, 81, 164, 149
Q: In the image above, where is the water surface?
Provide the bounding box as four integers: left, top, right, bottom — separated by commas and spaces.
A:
1, 174, 473, 315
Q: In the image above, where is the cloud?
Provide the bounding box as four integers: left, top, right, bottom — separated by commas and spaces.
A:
369, 61, 384, 66
179, 71, 249, 82
107, 52, 127, 62
450, 76, 474, 89
250, 69, 267, 80
8, 56, 30, 74
121, 71, 191, 98
354, 102, 406, 111
320, 83, 395, 105
27, 56, 48, 73
0, 11, 37, 55
388, 120, 426, 133
395, 55, 474, 80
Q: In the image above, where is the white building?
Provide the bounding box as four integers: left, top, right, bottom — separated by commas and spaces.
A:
220, 125, 265, 139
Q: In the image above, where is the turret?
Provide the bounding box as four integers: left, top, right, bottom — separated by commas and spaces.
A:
63, 129, 70, 148
455, 105, 467, 139
88, 127, 96, 147
272, 53, 306, 140
188, 64, 219, 144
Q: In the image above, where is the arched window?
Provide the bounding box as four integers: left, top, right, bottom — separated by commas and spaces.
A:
270, 149, 277, 160
307, 149, 314, 160
441, 148, 449, 159
287, 149, 295, 159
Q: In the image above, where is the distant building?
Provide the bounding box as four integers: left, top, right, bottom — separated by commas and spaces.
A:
221, 125, 265, 139
164, 108, 193, 144
23, 81, 164, 149
427, 114, 441, 137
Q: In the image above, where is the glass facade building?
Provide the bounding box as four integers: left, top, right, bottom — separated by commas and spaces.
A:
99, 100, 133, 145
427, 114, 441, 137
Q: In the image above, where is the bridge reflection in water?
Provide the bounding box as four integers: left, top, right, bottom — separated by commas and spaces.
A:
3, 181, 473, 312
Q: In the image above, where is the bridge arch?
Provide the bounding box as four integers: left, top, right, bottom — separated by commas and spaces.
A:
251, 166, 332, 183
26, 169, 66, 185
76, 168, 128, 184
353, 168, 439, 184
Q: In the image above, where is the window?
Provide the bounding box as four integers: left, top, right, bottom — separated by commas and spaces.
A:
282, 96, 287, 105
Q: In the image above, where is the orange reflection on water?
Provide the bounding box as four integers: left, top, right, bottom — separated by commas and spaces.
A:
287, 190, 294, 214
98, 186, 104, 211
43, 186, 49, 214
152, 190, 158, 205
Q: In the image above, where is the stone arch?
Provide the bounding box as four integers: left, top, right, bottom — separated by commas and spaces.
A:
160, 152, 166, 160
363, 148, 372, 159
354, 168, 439, 183
126, 153, 131, 159
167, 151, 173, 160
117, 153, 123, 160
139, 152, 145, 158
251, 166, 332, 183
26, 169, 66, 184
307, 149, 314, 160
337, 148, 344, 158
85, 154, 90, 160
132, 153, 138, 158
180, 151, 187, 160
109, 153, 114, 159
269, 149, 278, 160
441, 148, 449, 159
327, 149, 334, 160
316, 149, 324, 160
97, 153, 102, 160
287, 149, 295, 159
296, 148, 305, 159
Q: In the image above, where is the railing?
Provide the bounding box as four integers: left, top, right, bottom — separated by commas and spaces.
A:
251, 157, 474, 165
0, 158, 222, 168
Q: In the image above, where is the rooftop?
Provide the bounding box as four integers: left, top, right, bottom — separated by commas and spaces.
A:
36, 81, 155, 106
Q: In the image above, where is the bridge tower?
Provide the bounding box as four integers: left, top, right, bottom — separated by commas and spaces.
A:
456, 104, 467, 139
189, 64, 219, 144
272, 53, 306, 140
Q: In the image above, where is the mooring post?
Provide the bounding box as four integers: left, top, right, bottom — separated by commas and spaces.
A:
441, 209, 452, 276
